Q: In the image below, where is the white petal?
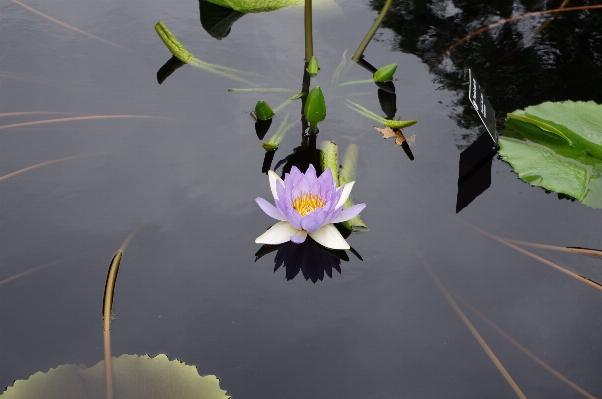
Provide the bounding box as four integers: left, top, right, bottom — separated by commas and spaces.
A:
255, 221, 300, 245
329, 203, 366, 223
256, 197, 286, 221
268, 170, 284, 200
309, 224, 350, 250
335, 181, 355, 209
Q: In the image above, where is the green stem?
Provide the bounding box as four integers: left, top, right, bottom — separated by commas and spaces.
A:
305, 0, 313, 61
351, 0, 394, 61
308, 121, 319, 134
335, 79, 375, 88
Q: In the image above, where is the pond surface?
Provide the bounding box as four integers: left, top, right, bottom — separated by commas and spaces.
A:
1, 0, 601, 398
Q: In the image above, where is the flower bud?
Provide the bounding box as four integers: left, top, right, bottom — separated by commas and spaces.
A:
307, 56, 319, 77
304, 86, 326, 124
373, 63, 397, 82
255, 100, 275, 120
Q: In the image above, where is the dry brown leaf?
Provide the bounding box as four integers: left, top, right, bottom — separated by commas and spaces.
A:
394, 130, 406, 146
374, 126, 408, 146
374, 126, 397, 139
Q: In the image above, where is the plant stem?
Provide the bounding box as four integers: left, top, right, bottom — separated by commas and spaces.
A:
335, 79, 375, 88
103, 251, 121, 399
351, 0, 393, 61
304, 0, 313, 61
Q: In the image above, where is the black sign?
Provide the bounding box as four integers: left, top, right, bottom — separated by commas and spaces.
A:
468, 69, 497, 143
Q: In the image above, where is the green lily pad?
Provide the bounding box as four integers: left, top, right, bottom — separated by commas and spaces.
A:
2, 354, 230, 399
499, 101, 602, 209
204, 0, 338, 13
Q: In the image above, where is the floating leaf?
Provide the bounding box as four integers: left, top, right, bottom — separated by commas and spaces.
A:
499, 101, 602, 209
373, 63, 397, 82
508, 101, 602, 158
383, 119, 416, 129
288, 92, 305, 101
154, 21, 193, 63
262, 114, 298, 151
320, 141, 339, 184
155, 21, 257, 86
255, 100, 275, 120
2, 354, 230, 399
346, 100, 416, 129
319, 142, 368, 232
204, 0, 341, 13
339, 144, 368, 232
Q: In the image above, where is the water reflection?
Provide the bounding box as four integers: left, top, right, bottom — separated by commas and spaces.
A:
371, 0, 602, 143
199, 0, 245, 40
456, 131, 498, 213
255, 228, 362, 283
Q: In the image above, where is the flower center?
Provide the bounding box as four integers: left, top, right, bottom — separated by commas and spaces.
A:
292, 193, 326, 216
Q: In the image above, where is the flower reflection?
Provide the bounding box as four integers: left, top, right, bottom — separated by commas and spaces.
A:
255, 165, 365, 249
255, 233, 362, 283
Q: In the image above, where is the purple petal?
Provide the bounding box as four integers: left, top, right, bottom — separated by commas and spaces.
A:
329, 203, 366, 223
256, 197, 286, 221
300, 209, 329, 233
290, 230, 308, 244
284, 207, 302, 230
304, 164, 317, 183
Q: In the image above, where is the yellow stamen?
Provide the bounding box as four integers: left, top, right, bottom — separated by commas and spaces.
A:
292, 193, 326, 216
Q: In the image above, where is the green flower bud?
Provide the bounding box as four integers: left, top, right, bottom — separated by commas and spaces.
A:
304, 86, 326, 124
373, 63, 397, 82
255, 100, 275, 120
307, 56, 319, 77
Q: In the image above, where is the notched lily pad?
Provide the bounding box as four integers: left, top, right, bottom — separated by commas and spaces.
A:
499, 101, 602, 209
2, 354, 230, 399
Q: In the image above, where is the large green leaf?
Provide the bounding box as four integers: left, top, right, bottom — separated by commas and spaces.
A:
204, 0, 339, 13
2, 354, 230, 399
499, 101, 602, 209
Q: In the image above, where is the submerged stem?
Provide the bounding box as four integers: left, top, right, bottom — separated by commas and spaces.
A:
351, 0, 394, 61
335, 79, 375, 88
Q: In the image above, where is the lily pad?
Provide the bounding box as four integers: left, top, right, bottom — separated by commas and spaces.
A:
499, 101, 602, 209
2, 354, 230, 399
204, 0, 338, 13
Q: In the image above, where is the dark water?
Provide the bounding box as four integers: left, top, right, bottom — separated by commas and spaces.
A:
1, 0, 601, 398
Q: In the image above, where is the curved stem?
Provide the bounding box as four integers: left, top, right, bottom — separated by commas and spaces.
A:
351, 0, 394, 61
103, 251, 122, 399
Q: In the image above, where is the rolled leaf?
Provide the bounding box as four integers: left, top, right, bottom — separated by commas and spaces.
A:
384, 119, 417, 129
154, 21, 193, 63
320, 141, 339, 184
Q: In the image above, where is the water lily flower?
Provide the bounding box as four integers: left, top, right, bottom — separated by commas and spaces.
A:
255, 165, 366, 250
